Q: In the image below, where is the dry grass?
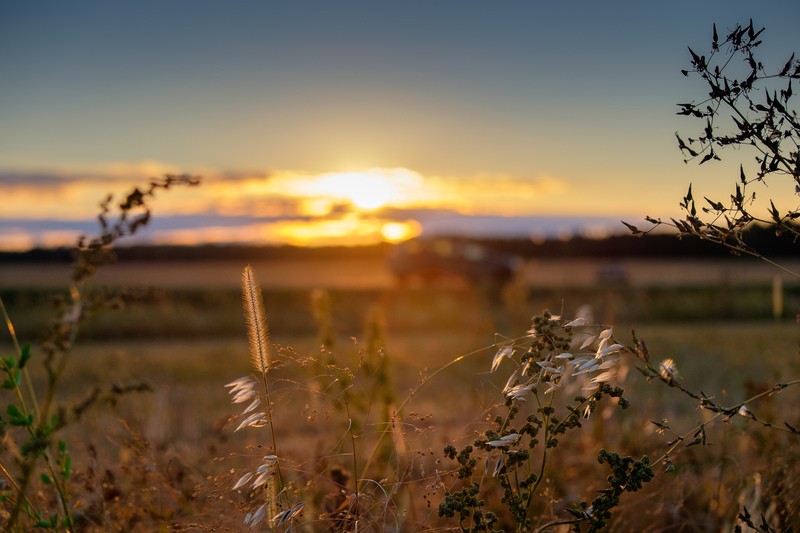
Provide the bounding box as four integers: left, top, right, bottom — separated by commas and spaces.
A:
2, 253, 800, 530
5, 257, 800, 291
4, 302, 797, 530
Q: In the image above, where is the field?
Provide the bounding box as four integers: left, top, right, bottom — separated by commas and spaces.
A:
2, 255, 800, 531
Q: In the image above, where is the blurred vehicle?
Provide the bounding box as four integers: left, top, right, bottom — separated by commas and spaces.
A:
388, 238, 519, 287
596, 262, 629, 285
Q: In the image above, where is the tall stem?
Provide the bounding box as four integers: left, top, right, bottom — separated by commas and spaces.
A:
344, 400, 360, 525
260, 371, 284, 489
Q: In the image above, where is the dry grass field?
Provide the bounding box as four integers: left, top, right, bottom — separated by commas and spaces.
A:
4, 255, 800, 290
2, 254, 800, 531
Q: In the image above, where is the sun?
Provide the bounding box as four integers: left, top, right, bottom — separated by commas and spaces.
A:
316, 171, 400, 210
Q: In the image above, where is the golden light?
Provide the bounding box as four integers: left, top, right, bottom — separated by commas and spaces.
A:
272, 216, 383, 246
381, 221, 421, 243
316, 171, 402, 210
299, 197, 334, 217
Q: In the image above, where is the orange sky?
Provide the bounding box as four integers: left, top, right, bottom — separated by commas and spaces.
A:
1, 157, 798, 250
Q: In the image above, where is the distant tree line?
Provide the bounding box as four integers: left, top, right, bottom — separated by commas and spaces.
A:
479, 222, 800, 260
0, 243, 390, 263
1, 223, 798, 263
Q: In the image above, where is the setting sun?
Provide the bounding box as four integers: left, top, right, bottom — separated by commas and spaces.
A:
316, 171, 403, 210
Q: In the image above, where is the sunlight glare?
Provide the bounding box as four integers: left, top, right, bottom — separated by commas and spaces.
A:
300, 197, 334, 217
381, 221, 421, 243
317, 171, 400, 210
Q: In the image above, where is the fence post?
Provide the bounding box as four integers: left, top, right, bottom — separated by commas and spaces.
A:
772, 273, 783, 320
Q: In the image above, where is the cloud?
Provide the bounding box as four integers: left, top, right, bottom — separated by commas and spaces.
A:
0, 163, 568, 215
0, 162, 270, 197
0, 162, 600, 250
425, 174, 568, 215
0, 161, 178, 189
384, 211, 626, 240
0, 208, 630, 251
0, 171, 71, 188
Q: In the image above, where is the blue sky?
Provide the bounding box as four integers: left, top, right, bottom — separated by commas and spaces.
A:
1, 1, 798, 248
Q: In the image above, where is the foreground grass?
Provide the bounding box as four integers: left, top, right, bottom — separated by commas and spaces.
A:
2, 309, 797, 530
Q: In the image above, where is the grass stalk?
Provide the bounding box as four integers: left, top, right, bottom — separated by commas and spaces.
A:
359, 342, 497, 485
0, 297, 39, 422
343, 399, 361, 524
242, 266, 285, 488
654, 378, 800, 466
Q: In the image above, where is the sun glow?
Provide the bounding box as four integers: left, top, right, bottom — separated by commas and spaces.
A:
0, 163, 581, 249
381, 220, 421, 243
316, 171, 401, 210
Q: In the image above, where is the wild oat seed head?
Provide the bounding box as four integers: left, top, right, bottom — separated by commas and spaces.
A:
579, 335, 596, 350
235, 411, 269, 432
242, 265, 270, 374
491, 344, 514, 373
487, 433, 520, 447
564, 317, 586, 328
233, 471, 254, 490
274, 502, 304, 526
244, 503, 268, 529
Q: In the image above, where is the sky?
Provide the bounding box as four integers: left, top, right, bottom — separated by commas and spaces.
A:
1, 1, 798, 249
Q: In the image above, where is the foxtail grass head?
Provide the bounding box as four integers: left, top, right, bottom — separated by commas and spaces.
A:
242, 265, 270, 374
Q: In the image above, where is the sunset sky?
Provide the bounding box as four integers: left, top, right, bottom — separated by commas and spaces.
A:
1, 1, 798, 249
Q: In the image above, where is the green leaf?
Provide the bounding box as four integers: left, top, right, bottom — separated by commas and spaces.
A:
1, 356, 14, 371
6, 404, 22, 418
12, 414, 33, 427
61, 455, 72, 479
2, 369, 22, 390
40, 473, 52, 485
18, 344, 31, 369
6, 404, 32, 427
